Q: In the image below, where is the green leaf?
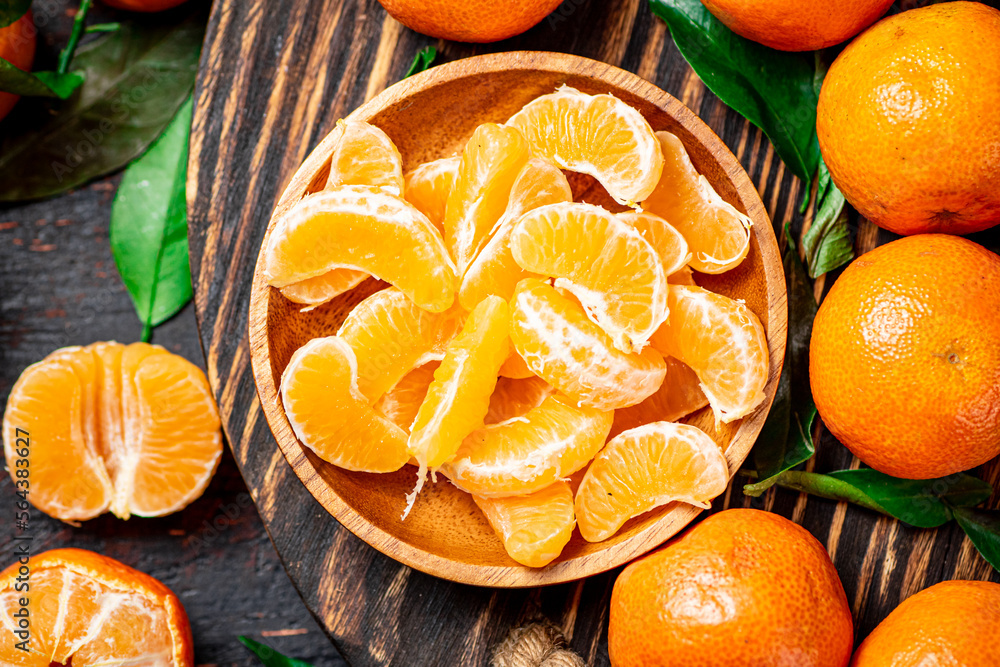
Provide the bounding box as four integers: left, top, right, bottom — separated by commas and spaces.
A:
0, 0, 31, 28
110, 96, 193, 340
0, 57, 84, 99
801, 158, 853, 278
406, 46, 437, 78
953, 507, 1000, 573
0, 7, 207, 202
649, 0, 820, 190
745, 224, 817, 496
239, 637, 316, 667
87, 22, 122, 34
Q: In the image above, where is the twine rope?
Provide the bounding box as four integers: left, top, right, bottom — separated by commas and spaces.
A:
491, 622, 586, 667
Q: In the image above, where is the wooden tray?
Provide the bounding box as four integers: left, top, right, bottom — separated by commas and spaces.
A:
187, 1, 1000, 664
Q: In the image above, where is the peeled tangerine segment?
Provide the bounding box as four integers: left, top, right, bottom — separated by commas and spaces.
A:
610, 356, 709, 438
642, 131, 751, 274
575, 422, 729, 542
443, 394, 613, 498
444, 123, 531, 272
2, 342, 221, 523
485, 375, 554, 425
279, 268, 368, 310
263, 185, 457, 312
404, 156, 460, 234
459, 157, 573, 310
376, 361, 441, 432
651, 285, 769, 424
474, 480, 576, 568
617, 210, 692, 278
280, 337, 410, 473
511, 202, 668, 353
506, 85, 663, 205
337, 287, 464, 402
510, 278, 666, 410
499, 348, 535, 379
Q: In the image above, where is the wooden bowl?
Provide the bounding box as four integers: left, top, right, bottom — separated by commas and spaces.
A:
248, 52, 787, 587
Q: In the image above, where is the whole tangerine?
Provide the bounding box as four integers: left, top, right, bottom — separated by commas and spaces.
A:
699, 0, 894, 51
0, 11, 37, 123
376, 0, 563, 43
810, 234, 1000, 479
852, 580, 1000, 667
609, 509, 853, 667
817, 2, 1000, 235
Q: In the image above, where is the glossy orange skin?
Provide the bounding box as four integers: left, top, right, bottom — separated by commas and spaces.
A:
810, 235, 1000, 479
852, 580, 1000, 667
0, 12, 36, 123
609, 509, 853, 667
818, 2, 1000, 235
376, 0, 563, 43
699, 0, 893, 51
101, 0, 190, 12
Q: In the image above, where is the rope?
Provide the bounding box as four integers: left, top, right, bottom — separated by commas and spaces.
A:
491, 622, 586, 667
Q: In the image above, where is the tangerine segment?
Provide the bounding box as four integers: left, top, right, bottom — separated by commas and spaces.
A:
641, 131, 751, 274
618, 210, 692, 278
280, 337, 410, 473
376, 361, 441, 432
510, 278, 666, 410
485, 375, 555, 425
511, 202, 668, 353
668, 265, 697, 286
263, 186, 457, 312
499, 348, 535, 379
459, 157, 573, 310
444, 123, 532, 271
575, 422, 729, 542
506, 85, 664, 204
278, 269, 368, 310
408, 296, 510, 470
3, 347, 112, 521
443, 394, 613, 498
650, 285, 769, 424
474, 480, 576, 568
325, 119, 405, 195
610, 357, 709, 438
404, 156, 460, 234
0, 548, 194, 667
337, 287, 464, 402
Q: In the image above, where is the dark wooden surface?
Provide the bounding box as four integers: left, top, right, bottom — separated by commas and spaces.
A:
0, 3, 346, 664
187, 1, 1000, 666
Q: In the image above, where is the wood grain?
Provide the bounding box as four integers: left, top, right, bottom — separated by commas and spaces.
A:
187, 1, 1000, 665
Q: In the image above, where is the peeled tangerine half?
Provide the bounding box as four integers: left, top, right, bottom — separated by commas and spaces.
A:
0, 548, 194, 667
575, 422, 729, 542
442, 394, 613, 498
280, 120, 405, 309
651, 285, 768, 424
511, 202, 668, 353
280, 337, 410, 473
459, 157, 573, 310
264, 185, 457, 313
474, 480, 575, 568
2, 342, 221, 522
642, 131, 752, 274
337, 287, 464, 402
610, 356, 709, 438
404, 156, 460, 234
444, 123, 531, 272
509, 278, 666, 410
506, 85, 663, 205
406, 296, 510, 515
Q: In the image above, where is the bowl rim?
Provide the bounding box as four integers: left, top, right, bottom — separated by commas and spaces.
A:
248, 50, 788, 588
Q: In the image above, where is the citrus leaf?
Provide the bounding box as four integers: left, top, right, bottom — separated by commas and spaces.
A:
0, 57, 84, 98
0, 7, 206, 202
405, 46, 437, 78
802, 158, 853, 278
649, 0, 821, 190
239, 637, 316, 667
0, 0, 30, 28
87, 22, 121, 34
745, 224, 817, 496
110, 96, 193, 341
953, 507, 1000, 573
